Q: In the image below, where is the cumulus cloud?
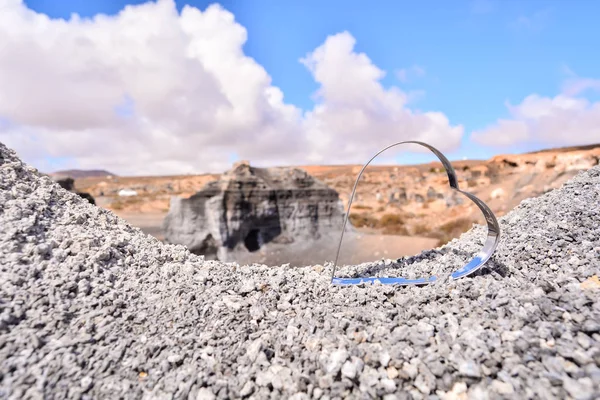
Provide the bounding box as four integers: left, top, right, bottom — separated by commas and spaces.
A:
472, 91, 600, 148
0, 0, 462, 175
301, 33, 462, 163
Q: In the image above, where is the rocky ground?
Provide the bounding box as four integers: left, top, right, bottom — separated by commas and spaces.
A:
1, 141, 600, 399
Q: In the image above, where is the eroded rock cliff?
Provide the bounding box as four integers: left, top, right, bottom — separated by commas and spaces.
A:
162, 161, 345, 261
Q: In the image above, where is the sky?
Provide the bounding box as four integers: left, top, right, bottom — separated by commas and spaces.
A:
0, 0, 599, 176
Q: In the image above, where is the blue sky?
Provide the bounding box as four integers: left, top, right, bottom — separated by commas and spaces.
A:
4, 0, 600, 174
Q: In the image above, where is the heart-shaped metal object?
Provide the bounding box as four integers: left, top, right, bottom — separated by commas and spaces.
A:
331, 141, 500, 285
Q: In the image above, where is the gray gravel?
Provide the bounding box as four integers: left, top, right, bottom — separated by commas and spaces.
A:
1, 141, 600, 400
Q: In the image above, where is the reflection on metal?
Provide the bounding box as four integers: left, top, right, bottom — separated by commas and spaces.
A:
331, 141, 500, 286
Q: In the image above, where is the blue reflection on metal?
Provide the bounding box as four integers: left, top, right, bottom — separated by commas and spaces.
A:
450, 256, 483, 280
332, 276, 437, 286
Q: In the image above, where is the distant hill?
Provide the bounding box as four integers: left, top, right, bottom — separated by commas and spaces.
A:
526, 143, 600, 154
50, 169, 117, 179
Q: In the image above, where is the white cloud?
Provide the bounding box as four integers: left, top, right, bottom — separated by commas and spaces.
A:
562, 77, 600, 96
301, 33, 461, 163
0, 0, 462, 175
560, 66, 600, 99
473, 63, 600, 148
472, 93, 600, 148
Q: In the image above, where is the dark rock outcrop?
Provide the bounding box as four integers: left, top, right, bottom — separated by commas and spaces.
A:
56, 177, 96, 205
56, 177, 75, 191
163, 161, 345, 261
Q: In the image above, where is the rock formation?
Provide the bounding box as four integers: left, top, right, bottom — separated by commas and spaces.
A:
163, 161, 345, 261
55, 177, 96, 205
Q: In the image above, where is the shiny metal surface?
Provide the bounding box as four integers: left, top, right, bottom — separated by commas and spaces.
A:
331, 141, 501, 286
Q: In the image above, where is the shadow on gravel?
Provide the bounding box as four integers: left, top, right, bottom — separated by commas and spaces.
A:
471, 258, 509, 278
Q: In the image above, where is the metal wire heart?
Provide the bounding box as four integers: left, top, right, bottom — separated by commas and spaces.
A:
331, 141, 500, 286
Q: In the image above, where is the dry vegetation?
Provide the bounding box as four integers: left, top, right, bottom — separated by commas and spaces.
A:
350, 211, 476, 247
109, 196, 148, 211
379, 213, 409, 235
435, 217, 476, 245
348, 212, 410, 236
348, 213, 379, 229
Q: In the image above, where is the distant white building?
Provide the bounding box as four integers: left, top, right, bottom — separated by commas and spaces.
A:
118, 189, 138, 197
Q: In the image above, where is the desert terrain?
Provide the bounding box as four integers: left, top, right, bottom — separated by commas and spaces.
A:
63, 144, 600, 266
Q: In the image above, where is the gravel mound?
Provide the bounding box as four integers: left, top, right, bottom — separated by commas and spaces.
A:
1, 142, 599, 400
